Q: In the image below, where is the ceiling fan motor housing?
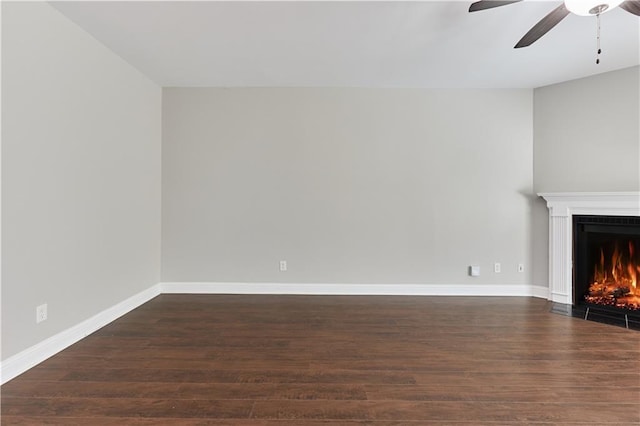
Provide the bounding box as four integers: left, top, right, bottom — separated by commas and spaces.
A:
590, 4, 609, 14
564, 0, 624, 15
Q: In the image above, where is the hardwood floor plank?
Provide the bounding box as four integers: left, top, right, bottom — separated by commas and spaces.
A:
41, 355, 312, 370
250, 400, 372, 420
35, 356, 639, 374
2, 381, 367, 400
364, 384, 640, 403
250, 400, 640, 423
412, 371, 640, 387
365, 401, 640, 423
53, 368, 416, 385
1, 397, 254, 419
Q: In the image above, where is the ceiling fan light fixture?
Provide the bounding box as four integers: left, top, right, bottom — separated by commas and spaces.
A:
564, 0, 624, 16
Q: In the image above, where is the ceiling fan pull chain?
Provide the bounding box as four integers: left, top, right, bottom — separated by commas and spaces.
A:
596, 13, 602, 64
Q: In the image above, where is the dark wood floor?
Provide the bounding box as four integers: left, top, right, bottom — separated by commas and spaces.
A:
2, 295, 640, 425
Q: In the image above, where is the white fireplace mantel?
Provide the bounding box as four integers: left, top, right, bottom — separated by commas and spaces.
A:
538, 192, 640, 304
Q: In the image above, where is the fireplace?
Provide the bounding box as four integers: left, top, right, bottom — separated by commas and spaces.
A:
539, 192, 640, 328
573, 215, 640, 313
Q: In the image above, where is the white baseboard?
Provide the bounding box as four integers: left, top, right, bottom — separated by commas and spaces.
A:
161, 282, 550, 298
531, 285, 550, 299
1, 281, 549, 385
550, 292, 571, 304
0, 284, 161, 385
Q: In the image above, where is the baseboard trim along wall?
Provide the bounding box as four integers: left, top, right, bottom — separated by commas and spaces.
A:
1, 281, 548, 385
0, 284, 162, 385
161, 282, 550, 298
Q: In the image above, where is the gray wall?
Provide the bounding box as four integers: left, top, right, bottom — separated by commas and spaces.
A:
534, 66, 640, 192
1, 2, 162, 360
162, 88, 535, 286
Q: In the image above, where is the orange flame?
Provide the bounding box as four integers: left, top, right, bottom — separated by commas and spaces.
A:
586, 240, 640, 310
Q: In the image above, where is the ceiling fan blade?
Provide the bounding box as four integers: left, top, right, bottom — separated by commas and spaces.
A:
620, 0, 640, 16
469, 0, 522, 13
515, 3, 570, 48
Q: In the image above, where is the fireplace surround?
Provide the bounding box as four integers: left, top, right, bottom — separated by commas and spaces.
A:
539, 192, 640, 307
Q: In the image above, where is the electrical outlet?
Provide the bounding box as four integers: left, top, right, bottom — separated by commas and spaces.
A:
279, 260, 287, 272
518, 263, 525, 273
494, 263, 501, 273
36, 303, 48, 323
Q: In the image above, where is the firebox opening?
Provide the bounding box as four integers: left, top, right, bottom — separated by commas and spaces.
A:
573, 215, 640, 313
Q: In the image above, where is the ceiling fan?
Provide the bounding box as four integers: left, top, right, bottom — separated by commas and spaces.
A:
469, 0, 640, 51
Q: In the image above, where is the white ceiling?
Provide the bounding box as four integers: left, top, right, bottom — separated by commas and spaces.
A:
50, 0, 640, 88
